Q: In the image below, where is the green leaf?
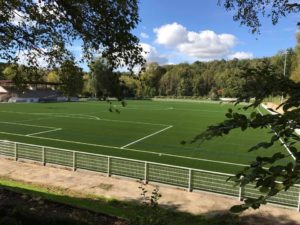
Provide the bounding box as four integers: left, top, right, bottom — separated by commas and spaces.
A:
225, 113, 232, 118
259, 186, 269, 193
230, 205, 246, 213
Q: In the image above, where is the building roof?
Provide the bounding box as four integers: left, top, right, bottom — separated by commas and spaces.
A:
0, 80, 63, 86
0, 80, 12, 84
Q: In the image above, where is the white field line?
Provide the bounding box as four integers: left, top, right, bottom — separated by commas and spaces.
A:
257, 108, 296, 160
0, 111, 100, 121
26, 128, 62, 137
0, 121, 58, 129
16, 117, 52, 123
83, 101, 227, 112
113, 106, 173, 111
0, 110, 169, 126
125, 147, 248, 167
80, 101, 228, 111
46, 113, 101, 120
120, 107, 238, 113
97, 118, 170, 127
0, 131, 248, 167
121, 125, 173, 149
84, 103, 251, 114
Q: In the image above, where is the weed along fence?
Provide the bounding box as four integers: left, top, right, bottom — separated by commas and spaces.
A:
0, 140, 299, 211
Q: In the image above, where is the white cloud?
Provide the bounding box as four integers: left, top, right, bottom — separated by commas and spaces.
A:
125, 43, 168, 74
228, 51, 254, 60
154, 23, 188, 46
154, 23, 238, 60
140, 43, 168, 64
140, 32, 149, 39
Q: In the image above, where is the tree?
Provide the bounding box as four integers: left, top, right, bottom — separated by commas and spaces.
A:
140, 63, 166, 96
0, 63, 9, 80
219, 0, 300, 33
215, 68, 245, 97
271, 48, 296, 81
193, 61, 300, 212
58, 60, 84, 99
119, 74, 142, 97
159, 69, 181, 96
190, 1, 300, 212
2, 64, 26, 92
89, 58, 121, 99
82, 73, 94, 97
2, 64, 44, 92
0, 0, 144, 70
291, 33, 300, 82
45, 70, 60, 83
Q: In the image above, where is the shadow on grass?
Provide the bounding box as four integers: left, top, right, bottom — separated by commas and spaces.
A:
0, 182, 298, 225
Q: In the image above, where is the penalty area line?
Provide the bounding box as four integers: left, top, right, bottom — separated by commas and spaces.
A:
121, 125, 173, 149
26, 128, 62, 137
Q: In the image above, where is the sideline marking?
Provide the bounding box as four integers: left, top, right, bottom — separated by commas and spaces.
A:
121, 125, 173, 149
26, 128, 62, 137
257, 107, 296, 160
0, 131, 248, 167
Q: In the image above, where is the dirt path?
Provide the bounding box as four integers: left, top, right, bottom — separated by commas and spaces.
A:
0, 157, 299, 224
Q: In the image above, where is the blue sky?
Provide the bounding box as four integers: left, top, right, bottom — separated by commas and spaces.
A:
37, 1, 298, 70
13, 1, 298, 70
119, 0, 298, 66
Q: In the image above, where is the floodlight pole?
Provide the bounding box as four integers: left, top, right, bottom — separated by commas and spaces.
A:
281, 50, 287, 103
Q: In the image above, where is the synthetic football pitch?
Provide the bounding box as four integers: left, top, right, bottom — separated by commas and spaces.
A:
0, 100, 291, 173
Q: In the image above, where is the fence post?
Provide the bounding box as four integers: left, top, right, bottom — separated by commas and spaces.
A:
239, 176, 244, 201
188, 169, 192, 192
73, 151, 76, 171
298, 190, 300, 212
238, 186, 244, 201
42, 147, 45, 166
107, 156, 111, 177
144, 162, 148, 184
14, 142, 18, 161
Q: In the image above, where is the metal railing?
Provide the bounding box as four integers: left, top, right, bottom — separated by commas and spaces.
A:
0, 140, 299, 211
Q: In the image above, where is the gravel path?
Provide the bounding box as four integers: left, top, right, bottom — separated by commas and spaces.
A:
0, 157, 299, 224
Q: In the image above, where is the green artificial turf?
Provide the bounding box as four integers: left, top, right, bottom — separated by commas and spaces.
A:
0, 100, 289, 173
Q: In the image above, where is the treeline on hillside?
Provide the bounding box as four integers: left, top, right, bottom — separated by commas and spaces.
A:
122, 52, 295, 99
1, 34, 300, 100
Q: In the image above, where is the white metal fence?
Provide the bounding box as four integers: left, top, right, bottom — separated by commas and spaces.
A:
0, 140, 299, 211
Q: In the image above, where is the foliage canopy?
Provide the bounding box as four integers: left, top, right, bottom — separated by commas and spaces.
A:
219, 0, 300, 33
0, 0, 144, 70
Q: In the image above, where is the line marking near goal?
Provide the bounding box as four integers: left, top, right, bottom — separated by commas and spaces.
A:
257, 107, 296, 160
121, 125, 173, 149
26, 128, 62, 137
0, 130, 248, 168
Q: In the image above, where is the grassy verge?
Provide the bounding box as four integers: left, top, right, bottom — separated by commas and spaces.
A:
0, 176, 239, 225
